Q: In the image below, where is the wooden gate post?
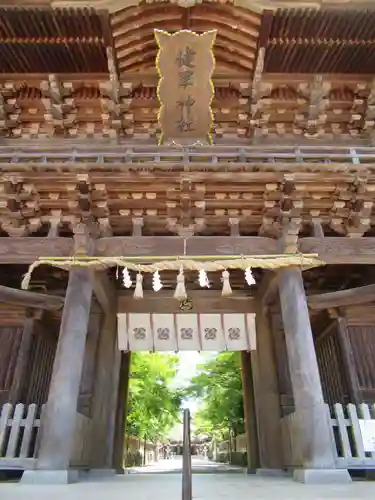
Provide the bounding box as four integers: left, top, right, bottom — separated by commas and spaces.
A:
240, 351, 259, 472
112, 351, 132, 473
21, 269, 93, 484
278, 267, 351, 484
251, 306, 284, 472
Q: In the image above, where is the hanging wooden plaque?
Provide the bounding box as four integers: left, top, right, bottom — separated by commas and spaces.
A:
154, 29, 217, 145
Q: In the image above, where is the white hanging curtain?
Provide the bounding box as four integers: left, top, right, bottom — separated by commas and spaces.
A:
128, 313, 153, 351
223, 313, 249, 351
175, 313, 201, 351
199, 313, 226, 351
152, 313, 178, 351
117, 313, 257, 352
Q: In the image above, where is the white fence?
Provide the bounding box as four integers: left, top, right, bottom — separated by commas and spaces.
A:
282, 403, 375, 469
0, 403, 92, 470
0, 403, 41, 469
332, 403, 375, 469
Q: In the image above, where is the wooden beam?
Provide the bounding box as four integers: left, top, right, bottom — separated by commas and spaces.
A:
308, 284, 375, 310
0, 237, 73, 263
298, 237, 375, 265
96, 236, 279, 258
8, 309, 39, 403
118, 290, 256, 314
0, 285, 64, 310
0, 235, 375, 265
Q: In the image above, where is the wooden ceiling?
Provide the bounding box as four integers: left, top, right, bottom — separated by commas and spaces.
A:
0, 4, 375, 141
0, 8, 109, 73
110, 3, 262, 73
266, 9, 375, 74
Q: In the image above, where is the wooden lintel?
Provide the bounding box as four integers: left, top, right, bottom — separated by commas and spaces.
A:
118, 290, 256, 314
308, 284, 375, 311
0, 284, 64, 310
0, 236, 375, 265
298, 237, 375, 265
96, 236, 278, 258
0, 237, 74, 263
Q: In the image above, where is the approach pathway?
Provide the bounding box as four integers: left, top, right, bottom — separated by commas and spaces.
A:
129, 457, 244, 474
1, 459, 375, 500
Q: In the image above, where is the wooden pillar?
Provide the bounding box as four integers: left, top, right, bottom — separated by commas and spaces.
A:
22, 269, 93, 484
89, 311, 119, 471
112, 351, 132, 473
278, 267, 351, 484
105, 332, 122, 468
251, 306, 284, 472
8, 308, 39, 403
240, 351, 259, 472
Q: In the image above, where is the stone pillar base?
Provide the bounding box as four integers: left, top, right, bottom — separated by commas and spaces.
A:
293, 468, 352, 484
78, 469, 117, 481
256, 468, 287, 477
245, 467, 257, 475
21, 469, 79, 484
85, 469, 116, 478
365, 470, 375, 480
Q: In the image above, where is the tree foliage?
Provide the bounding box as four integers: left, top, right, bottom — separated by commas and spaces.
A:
186, 352, 244, 440
127, 352, 182, 442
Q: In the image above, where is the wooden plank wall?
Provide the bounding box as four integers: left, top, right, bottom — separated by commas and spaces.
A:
0, 304, 26, 405
344, 304, 375, 403
315, 321, 349, 406
0, 306, 60, 407
21, 316, 59, 406
0, 324, 23, 405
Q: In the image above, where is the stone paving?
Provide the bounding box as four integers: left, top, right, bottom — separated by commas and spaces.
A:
1, 459, 375, 500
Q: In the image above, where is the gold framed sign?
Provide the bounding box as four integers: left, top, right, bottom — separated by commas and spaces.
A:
154, 29, 217, 145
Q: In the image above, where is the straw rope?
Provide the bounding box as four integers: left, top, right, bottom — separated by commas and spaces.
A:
21, 253, 324, 290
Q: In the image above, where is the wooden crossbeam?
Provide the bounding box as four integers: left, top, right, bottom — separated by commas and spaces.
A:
0, 235, 373, 265
308, 284, 375, 310
0, 284, 64, 310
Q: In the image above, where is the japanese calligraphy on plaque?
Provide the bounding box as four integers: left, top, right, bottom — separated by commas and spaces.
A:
154, 29, 217, 144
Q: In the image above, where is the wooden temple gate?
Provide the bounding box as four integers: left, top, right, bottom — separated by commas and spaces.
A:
1, 0, 375, 486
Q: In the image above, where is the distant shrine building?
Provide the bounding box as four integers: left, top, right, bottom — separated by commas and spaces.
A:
1, 0, 375, 486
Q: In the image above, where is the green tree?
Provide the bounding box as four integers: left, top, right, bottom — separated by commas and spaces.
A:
127, 352, 182, 443
186, 352, 244, 441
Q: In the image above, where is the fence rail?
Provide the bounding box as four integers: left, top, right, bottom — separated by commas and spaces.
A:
0, 145, 375, 169
0, 403, 42, 469
332, 403, 375, 469
282, 403, 375, 470
0, 403, 92, 470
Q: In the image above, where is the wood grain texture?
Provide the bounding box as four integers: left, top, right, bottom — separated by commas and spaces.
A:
36, 269, 93, 470
0, 285, 64, 310
308, 284, 375, 310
